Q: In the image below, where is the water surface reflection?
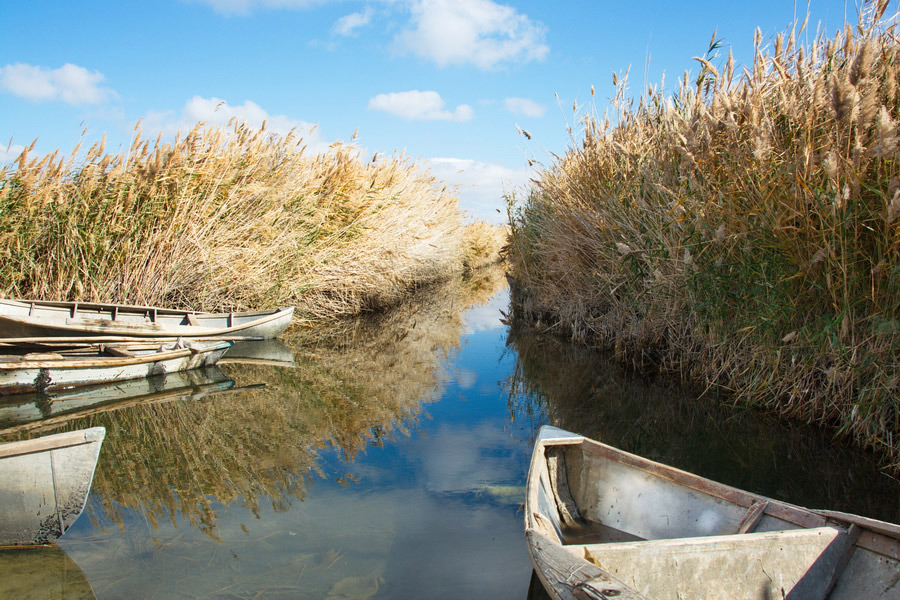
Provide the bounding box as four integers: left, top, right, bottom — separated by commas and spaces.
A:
1, 263, 897, 599
2, 265, 538, 599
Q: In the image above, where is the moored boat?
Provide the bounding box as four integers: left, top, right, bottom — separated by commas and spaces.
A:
525, 426, 900, 600
0, 427, 106, 545
0, 299, 293, 340
0, 340, 232, 395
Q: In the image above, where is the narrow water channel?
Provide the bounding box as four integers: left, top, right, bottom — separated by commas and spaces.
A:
1, 266, 898, 599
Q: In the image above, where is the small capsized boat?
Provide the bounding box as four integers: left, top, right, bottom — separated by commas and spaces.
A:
0, 299, 293, 339
525, 426, 900, 600
0, 427, 105, 545
0, 340, 232, 395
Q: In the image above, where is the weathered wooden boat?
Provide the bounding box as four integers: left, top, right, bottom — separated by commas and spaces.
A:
0, 427, 105, 545
525, 426, 900, 600
0, 340, 232, 395
0, 299, 293, 339
0, 367, 235, 434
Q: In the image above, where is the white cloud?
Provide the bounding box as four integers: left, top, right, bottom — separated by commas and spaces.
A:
368, 90, 473, 121
333, 7, 373, 36
504, 97, 545, 117
141, 96, 327, 152
463, 292, 509, 334
0, 141, 25, 165
393, 0, 549, 69
426, 156, 531, 223
191, 0, 549, 70
0, 63, 116, 105
415, 422, 523, 494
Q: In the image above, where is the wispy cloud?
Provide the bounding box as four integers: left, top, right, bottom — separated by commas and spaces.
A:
141, 96, 326, 151
393, 0, 549, 69
426, 156, 530, 222
0, 63, 117, 105
368, 90, 473, 121
504, 97, 545, 117
0, 140, 25, 164
190, 0, 324, 16
193, 0, 549, 70
332, 7, 374, 36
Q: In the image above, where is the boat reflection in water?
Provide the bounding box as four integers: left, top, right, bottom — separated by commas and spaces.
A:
0, 367, 236, 435
220, 338, 296, 368
0, 545, 95, 600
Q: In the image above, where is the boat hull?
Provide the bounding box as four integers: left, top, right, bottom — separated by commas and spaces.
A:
525, 426, 900, 600
0, 299, 293, 339
0, 341, 232, 395
0, 427, 106, 545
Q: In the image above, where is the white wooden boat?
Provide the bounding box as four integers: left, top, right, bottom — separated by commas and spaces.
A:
0, 299, 293, 339
0, 340, 232, 395
525, 426, 900, 600
0, 427, 105, 545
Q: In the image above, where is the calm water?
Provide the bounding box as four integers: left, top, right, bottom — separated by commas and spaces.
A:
2, 267, 898, 599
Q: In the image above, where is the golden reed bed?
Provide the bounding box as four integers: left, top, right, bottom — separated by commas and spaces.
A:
507, 2, 900, 472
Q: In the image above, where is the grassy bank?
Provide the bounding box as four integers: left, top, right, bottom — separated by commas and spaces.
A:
0, 120, 504, 320
507, 8, 900, 470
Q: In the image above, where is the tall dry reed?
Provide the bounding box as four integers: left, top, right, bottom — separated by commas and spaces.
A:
0, 120, 503, 319
508, 2, 900, 471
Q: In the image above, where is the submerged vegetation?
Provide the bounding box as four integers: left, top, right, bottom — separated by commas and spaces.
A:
507, 5, 900, 470
0, 120, 504, 320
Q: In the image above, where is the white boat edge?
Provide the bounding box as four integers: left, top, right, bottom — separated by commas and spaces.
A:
0, 427, 106, 546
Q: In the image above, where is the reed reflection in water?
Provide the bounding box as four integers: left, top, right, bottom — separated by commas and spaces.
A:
1, 264, 540, 599
506, 322, 900, 525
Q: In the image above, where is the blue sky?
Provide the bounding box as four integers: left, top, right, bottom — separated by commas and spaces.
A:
2, 0, 859, 222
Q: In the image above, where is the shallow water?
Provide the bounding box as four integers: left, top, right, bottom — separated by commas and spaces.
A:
1, 268, 898, 599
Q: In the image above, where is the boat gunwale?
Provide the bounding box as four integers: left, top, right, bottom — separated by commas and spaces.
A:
1, 299, 291, 320
0, 426, 105, 459
0, 301, 294, 338
525, 528, 649, 600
